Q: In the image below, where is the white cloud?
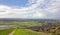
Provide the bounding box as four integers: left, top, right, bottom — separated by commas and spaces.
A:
0, 0, 60, 19
0, 5, 11, 14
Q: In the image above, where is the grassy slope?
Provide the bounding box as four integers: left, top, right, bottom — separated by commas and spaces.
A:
0, 28, 14, 35
14, 29, 52, 35
0, 28, 52, 35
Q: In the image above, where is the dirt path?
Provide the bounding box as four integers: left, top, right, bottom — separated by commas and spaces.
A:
8, 30, 16, 35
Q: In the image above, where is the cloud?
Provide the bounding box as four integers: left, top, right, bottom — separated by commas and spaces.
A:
0, 0, 60, 19
0, 5, 11, 14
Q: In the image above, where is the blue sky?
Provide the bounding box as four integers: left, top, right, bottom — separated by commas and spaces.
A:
0, 0, 29, 8
0, 0, 60, 19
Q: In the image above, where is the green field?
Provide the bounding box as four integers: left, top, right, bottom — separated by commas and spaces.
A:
16, 22, 42, 28
0, 21, 59, 35
0, 28, 14, 35
14, 29, 41, 35
14, 29, 52, 35
0, 21, 42, 28
0, 21, 43, 35
0, 28, 52, 35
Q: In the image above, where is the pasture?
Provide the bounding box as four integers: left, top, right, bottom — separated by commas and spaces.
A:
0, 28, 14, 35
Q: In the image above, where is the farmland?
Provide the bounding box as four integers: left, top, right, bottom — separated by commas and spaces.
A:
0, 28, 14, 35
0, 21, 43, 35
0, 19, 60, 35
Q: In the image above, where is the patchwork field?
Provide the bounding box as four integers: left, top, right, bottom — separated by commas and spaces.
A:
0, 21, 60, 35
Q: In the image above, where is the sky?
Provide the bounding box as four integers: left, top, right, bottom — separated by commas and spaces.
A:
0, 0, 60, 19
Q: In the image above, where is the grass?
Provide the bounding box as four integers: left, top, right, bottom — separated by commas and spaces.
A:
14, 29, 41, 35
0, 28, 14, 35
14, 29, 52, 35
0, 28, 52, 35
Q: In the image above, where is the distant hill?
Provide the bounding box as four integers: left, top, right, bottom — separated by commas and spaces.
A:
0, 18, 58, 22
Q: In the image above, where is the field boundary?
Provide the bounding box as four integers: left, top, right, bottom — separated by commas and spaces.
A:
9, 30, 16, 35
